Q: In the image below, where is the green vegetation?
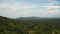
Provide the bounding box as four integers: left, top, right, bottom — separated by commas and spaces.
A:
0, 16, 60, 34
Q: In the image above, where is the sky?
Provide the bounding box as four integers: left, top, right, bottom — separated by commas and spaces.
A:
0, 0, 60, 18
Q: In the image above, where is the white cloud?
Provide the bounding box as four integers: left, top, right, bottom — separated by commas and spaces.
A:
34, 8, 60, 17
0, 3, 38, 12
0, 3, 39, 18
44, 6, 60, 9
0, 0, 60, 18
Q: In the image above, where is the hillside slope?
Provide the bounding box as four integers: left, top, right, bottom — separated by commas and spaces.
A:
0, 16, 26, 34
0, 16, 60, 34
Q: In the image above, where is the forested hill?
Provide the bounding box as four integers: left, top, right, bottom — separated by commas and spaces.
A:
0, 16, 60, 34
0, 16, 22, 34
17, 17, 60, 22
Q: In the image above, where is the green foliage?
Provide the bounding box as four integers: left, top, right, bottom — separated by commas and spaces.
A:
0, 16, 60, 34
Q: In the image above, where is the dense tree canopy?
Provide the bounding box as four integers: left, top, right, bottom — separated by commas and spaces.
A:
0, 16, 60, 34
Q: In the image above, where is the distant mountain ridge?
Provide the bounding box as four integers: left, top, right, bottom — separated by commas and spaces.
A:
16, 17, 60, 21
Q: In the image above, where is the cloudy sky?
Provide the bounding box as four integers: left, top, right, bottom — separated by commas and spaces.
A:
0, 0, 60, 18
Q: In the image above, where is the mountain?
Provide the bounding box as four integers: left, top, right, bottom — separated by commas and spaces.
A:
0, 16, 26, 34
17, 17, 60, 22
0, 16, 60, 34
